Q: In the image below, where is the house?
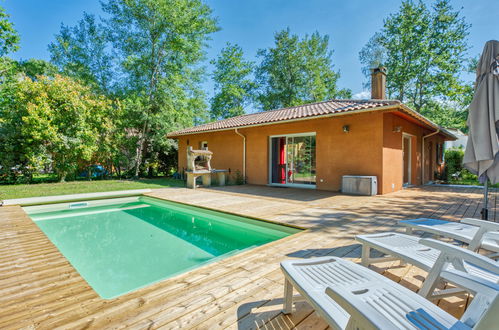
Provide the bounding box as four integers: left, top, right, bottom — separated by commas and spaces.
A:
444, 128, 467, 150
168, 68, 456, 194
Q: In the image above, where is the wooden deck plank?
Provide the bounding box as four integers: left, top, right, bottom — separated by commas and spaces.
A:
0, 185, 494, 329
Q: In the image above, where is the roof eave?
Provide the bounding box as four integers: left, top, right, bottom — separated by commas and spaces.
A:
167, 102, 457, 141
397, 104, 457, 140
167, 103, 401, 137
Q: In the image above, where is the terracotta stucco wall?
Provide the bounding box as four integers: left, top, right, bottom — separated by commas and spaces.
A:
382, 112, 423, 193
173, 110, 448, 194
175, 111, 384, 193
242, 111, 384, 192
382, 112, 448, 193
176, 130, 243, 176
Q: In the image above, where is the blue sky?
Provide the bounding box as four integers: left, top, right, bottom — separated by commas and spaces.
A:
3, 0, 497, 99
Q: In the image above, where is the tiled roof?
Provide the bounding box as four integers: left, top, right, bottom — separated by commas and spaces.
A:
168, 99, 456, 140
168, 99, 400, 137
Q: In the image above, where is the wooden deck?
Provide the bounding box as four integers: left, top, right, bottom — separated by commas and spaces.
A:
0, 185, 495, 329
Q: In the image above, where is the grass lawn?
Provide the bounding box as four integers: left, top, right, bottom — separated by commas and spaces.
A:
0, 177, 185, 200
448, 179, 499, 188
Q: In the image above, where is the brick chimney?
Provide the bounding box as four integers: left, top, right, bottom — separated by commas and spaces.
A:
370, 66, 387, 99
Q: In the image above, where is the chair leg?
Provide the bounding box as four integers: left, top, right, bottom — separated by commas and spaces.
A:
419, 273, 441, 299
419, 258, 446, 299
283, 278, 293, 314
361, 245, 370, 266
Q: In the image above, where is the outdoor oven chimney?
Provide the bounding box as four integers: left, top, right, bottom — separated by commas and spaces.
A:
370, 66, 387, 99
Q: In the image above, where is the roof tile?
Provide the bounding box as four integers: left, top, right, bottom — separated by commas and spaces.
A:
168, 99, 399, 137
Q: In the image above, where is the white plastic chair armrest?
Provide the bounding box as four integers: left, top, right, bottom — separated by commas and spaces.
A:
325, 286, 400, 330
441, 269, 499, 297
485, 232, 499, 241
460, 218, 499, 251
461, 218, 499, 231
420, 238, 499, 274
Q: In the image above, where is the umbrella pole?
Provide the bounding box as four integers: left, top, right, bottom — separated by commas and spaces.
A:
481, 180, 489, 220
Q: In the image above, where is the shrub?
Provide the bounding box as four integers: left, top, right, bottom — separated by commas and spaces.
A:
444, 148, 464, 181
0, 75, 119, 182
444, 148, 477, 182
228, 170, 245, 185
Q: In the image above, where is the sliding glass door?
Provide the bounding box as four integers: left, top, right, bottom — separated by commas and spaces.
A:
270, 133, 316, 187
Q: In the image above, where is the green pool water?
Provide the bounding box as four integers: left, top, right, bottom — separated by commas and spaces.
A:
25, 196, 300, 299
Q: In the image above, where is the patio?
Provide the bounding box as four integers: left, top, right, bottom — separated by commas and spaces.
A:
0, 184, 496, 329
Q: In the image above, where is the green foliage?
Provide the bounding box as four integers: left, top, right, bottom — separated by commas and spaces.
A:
48, 13, 114, 93
421, 101, 468, 132
0, 5, 19, 56
16, 59, 59, 80
443, 147, 477, 183
101, 0, 218, 176
256, 28, 351, 110
210, 43, 255, 119
0, 75, 119, 182
0, 56, 17, 82
0, 6, 19, 81
45, 1, 219, 178
359, 0, 472, 129
444, 148, 464, 180
231, 170, 245, 185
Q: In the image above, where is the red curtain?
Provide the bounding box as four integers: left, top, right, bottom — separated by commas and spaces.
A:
279, 137, 286, 184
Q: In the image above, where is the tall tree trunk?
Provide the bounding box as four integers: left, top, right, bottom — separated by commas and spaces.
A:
133, 121, 148, 178
133, 39, 161, 179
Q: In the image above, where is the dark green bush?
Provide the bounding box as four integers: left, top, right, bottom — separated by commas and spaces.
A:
444, 148, 478, 182
444, 148, 464, 181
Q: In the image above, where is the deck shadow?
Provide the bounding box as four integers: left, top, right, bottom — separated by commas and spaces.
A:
236, 296, 286, 329
285, 244, 361, 258
204, 184, 350, 203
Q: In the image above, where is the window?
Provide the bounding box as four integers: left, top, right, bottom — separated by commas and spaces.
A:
269, 133, 316, 186
200, 141, 208, 150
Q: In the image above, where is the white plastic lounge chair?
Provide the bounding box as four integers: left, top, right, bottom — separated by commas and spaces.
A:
356, 232, 499, 299
281, 255, 499, 329
399, 218, 499, 254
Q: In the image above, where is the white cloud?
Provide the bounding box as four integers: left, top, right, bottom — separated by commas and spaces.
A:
352, 91, 370, 100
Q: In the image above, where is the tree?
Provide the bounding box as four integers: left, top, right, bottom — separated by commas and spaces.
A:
210, 43, 255, 120
48, 13, 114, 93
101, 0, 218, 177
255, 29, 350, 110
359, 0, 471, 121
0, 5, 19, 57
0, 75, 118, 182
0, 5, 19, 78
301, 32, 351, 102
17, 59, 59, 80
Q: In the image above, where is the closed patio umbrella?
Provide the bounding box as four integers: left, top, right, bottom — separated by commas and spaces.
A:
463, 40, 499, 220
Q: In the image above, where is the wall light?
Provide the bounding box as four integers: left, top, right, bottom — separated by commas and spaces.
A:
392, 126, 402, 133
342, 125, 350, 133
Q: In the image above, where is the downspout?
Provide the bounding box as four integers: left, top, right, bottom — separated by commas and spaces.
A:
234, 128, 246, 183
421, 128, 440, 185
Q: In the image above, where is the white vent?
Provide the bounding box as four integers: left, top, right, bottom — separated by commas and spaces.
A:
342, 176, 377, 196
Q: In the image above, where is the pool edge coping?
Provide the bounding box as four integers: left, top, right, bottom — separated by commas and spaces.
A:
6, 187, 306, 231
142, 193, 307, 231
2, 189, 152, 206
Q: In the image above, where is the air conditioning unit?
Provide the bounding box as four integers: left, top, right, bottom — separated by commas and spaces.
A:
342, 175, 377, 196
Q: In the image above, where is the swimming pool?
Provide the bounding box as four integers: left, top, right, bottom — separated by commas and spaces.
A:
24, 196, 300, 299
